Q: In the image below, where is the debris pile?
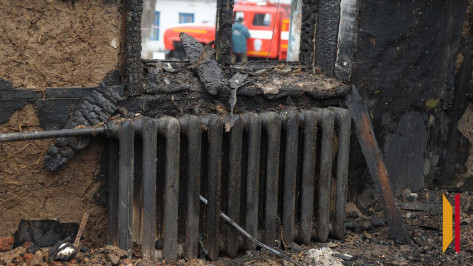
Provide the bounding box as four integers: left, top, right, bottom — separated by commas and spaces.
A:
303, 248, 343, 266
1, 189, 469, 264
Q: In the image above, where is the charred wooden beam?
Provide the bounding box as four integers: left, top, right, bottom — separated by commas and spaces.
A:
215, 0, 234, 64
121, 0, 143, 96
44, 83, 123, 171
180, 33, 227, 95
346, 86, 412, 245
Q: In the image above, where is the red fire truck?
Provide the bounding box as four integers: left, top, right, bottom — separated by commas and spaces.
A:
163, 1, 291, 60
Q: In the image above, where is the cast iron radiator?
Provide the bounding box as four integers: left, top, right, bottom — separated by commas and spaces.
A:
106, 108, 351, 260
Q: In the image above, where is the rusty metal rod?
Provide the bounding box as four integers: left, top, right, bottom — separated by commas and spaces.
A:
199, 195, 304, 266
0, 127, 106, 142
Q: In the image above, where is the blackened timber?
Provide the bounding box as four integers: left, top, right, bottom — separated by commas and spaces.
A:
313, 108, 334, 242
183, 116, 202, 259
118, 121, 135, 253
346, 86, 412, 245
107, 139, 119, 246
44, 83, 123, 171
330, 107, 351, 239
242, 113, 261, 250
215, 0, 234, 64
141, 119, 158, 260
282, 111, 298, 245
227, 116, 242, 257
299, 111, 317, 244
315, 0, 341, 76
121, 0, 143, 95
260, 113, 281, 246
179, 33, 226, 95
158, 117, 181, 260
206, 115, 223, 260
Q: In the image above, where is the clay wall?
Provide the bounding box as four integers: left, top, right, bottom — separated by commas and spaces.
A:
0, 0, 122, 245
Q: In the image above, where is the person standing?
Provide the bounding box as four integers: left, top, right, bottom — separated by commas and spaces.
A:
231, 17, 250, 63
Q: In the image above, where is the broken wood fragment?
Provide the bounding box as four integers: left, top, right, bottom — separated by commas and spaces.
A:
225, 73, 249, 132
179, 33, 226, 95
346, 85, 412, 245
73, 211, 90, 247
399, 202, 437, 212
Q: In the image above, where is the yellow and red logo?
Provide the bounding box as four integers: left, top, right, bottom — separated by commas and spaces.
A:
443, 194, 460, 253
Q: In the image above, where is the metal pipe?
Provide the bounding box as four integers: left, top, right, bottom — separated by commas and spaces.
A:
282, 111, 298, 245
141, 118, 158, 260
158, 117, 180, 261
183, 116, 202, 259
118, 121, 135, 253
330, 107, 351, 239
299, 111, 317, 244
226, 115, 242, 258
206, 114, 222, 261
260, 112, 281, 246
242, 113, 261, 251
0, 126, 106, 142
313, 108, 335, 242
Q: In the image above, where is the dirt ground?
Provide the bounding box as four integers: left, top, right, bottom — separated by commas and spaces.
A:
0, 0, 121, 88
1, 188, 471, 265
0, 104, 107, 246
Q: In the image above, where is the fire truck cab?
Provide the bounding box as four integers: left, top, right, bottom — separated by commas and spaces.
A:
163, 1, 290, 60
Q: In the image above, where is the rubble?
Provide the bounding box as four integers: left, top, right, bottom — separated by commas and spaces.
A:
0, 189, 471, 264
0, 236, 13, 252
303, 248, 343, 266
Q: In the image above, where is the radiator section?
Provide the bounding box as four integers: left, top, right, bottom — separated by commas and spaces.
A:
106, 108, 351, 260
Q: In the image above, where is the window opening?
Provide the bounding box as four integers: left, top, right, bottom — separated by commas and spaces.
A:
141, 0, 301, 62
150, 11, 160, 41
179, 13, 195, 24
252, 13, 272, 27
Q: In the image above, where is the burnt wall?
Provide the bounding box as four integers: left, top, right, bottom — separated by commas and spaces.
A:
0, 104, 107, 246
349, 0, 471, 196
